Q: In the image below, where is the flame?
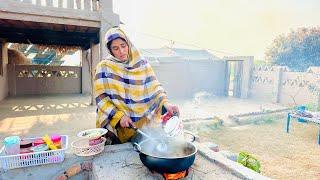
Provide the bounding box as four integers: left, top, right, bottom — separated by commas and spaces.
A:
163, 170, 187, 180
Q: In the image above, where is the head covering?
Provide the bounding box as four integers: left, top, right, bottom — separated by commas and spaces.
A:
104, 27, 141, 67
94, 27, 168, 129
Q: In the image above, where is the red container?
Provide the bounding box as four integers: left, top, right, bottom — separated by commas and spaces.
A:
89, 137, 102, 146
33, 139, 45, 147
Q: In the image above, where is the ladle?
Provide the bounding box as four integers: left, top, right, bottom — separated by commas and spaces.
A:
129, 124, 167, 152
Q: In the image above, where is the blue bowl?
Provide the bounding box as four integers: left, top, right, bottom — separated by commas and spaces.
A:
297, 105, 306, 112
297, 118, 307, 123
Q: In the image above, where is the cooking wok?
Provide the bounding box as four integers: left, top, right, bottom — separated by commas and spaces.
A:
132, 132, 197, 174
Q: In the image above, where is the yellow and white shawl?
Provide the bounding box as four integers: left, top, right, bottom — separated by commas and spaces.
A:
94, 27, 168, 129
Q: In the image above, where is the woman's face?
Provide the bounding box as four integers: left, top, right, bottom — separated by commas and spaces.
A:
110, 38, 129, 62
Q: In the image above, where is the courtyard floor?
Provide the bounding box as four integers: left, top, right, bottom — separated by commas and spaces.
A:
0, 94, 318, 179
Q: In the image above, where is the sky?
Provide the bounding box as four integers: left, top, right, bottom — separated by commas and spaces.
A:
113, 0, 320, 60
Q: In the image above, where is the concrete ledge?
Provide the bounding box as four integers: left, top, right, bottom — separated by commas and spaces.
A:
196, 142, 271, 180
228, 108, 291, 124
1, 142, 270, 180
0, 143, 135, 180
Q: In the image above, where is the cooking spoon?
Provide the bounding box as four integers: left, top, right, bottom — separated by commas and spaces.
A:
129, 124, 167, 152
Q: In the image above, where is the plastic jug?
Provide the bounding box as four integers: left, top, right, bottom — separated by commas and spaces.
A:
4, 136, 20, 155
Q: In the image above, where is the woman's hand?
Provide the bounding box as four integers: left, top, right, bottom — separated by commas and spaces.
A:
119, 115, 133, 128
164, 102, 180, 116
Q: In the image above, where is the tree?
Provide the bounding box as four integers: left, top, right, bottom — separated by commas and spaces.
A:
265, 27, 320, 71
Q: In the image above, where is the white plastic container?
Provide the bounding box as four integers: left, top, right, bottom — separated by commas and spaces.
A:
163, 115, 184, 138
0, 135, 68, 170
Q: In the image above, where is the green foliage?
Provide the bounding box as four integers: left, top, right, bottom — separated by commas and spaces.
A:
304, 103, 320, 112
252, 116, 274, 125
237, 152, 261, 173
265, 27, 320, 71
240, 114, 284, 125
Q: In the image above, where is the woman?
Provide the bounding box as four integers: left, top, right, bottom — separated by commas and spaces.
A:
94, 27, 179, 144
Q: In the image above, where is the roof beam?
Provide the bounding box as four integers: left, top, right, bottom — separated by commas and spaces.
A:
0, 26, 99, 49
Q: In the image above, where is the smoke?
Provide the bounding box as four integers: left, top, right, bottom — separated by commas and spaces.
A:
132, 120, 196, 158
193, 91, 215, 105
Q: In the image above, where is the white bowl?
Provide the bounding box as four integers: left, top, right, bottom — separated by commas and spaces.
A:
164, 116, 183, 137
77, 128, 108, 139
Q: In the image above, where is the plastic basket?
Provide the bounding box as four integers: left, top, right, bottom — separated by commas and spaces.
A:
0, 135, 68, 170
71, 137, 106, 157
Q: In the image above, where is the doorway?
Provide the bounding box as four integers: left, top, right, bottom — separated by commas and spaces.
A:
226, 60, 243, 97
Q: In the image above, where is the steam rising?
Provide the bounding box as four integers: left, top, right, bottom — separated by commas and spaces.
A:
133, 123, 195, 158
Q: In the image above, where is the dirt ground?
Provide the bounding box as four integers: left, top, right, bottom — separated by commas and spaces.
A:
194, 116, 320, 180
1, 95, 319, 179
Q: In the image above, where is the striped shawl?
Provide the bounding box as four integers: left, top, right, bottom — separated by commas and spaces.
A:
94, 28, 168, 129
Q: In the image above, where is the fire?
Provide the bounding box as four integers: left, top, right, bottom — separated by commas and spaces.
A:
163, 170, 188, 180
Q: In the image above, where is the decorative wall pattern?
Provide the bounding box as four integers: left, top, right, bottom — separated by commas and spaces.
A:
9, 65, 82, 95
252, 65, 277, 85
252, 75, 273, 84
282, 73, 320, 96
16, 69, 78, 78
282, 76, 309, 87
253, 65, 290, 72
250, 65, 320, 106
253, 65, 275, 71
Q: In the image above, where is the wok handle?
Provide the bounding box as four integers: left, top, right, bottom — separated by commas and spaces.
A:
129, 123, 138, 131
132, 142, 141, 152
184, 130, 196, 143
